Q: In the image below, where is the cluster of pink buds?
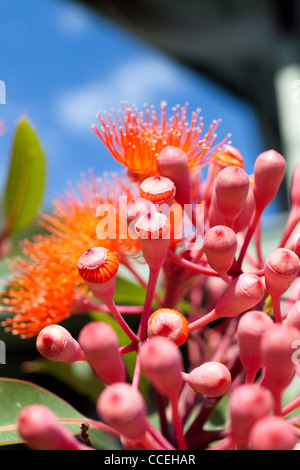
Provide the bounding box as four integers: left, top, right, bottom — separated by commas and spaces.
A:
17, 143, 300, 452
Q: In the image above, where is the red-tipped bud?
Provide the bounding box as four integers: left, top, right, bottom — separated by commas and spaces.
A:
78, 247, 119, 303
264, 248, 300, 298
286, 300, 300, 331
36, 325, 85, 363
157, 145, 191, 207
237, 310, 274, 381
249, 416, 298, 450
229, 384, 273, 448
135, 211, 170, 270
203, 225, 237, 280
97, 383, 148, 440
78, 321, 126, 384
139, 175, 176, 208
148, 308, 189, 346
253, 150, 286, 212
17, 405, 91, 450
139, 336, 183, 399
290, 162, 300, 207
185, 361, 231, 397
260, 323, 299, 392
214, 166, 249, 227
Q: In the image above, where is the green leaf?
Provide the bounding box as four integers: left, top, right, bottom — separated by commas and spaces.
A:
0, 377, 86, 445
4, 117, 46, 232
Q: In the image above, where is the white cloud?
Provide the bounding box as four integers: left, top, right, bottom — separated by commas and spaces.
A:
53, 56, 182, 134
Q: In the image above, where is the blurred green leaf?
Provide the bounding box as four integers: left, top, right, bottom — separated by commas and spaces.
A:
4, 117, 46, 232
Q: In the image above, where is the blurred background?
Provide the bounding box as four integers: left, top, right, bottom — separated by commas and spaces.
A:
0, 0, 300, 436
1, 0, 299, 215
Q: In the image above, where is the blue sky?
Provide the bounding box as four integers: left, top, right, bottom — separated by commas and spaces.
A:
0, 0, 269, 213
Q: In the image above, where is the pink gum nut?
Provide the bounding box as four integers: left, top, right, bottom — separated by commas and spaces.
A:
17, 405, 91, 450
184, 361, 231, 397
237, 310, 274, 383
260, 323, 300, 393
286, 300, 300, 330
139, 336, 183, 399
249, 416, 298, 450
253, 150, 286, 212
139, 175, 176, 211
264, 248, 300, 298
203, 225, 237, 281
97, 382, 148, 440
188, 273, 265, 331
157, 145, 191, 207
214, 166, 249, 228
36, 325, 85, 363
135, 211, 170, 270
78, 321, 126, 384
229, 384, 273, 449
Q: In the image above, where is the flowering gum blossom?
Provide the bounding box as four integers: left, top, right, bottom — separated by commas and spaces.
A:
139, 175, 176, 206
147, 308, 189, 346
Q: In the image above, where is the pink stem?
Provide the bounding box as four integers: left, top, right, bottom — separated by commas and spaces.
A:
272, 389, 282, 416
278, 206, 300, 248
125, 262, 163, 305
106, 299, 140, 343
146, 421, 176, 451
170, 395, 187, 450
168, 249, 220, 277
188, 309, 218, 332
282, 395, 300, 416
237, 208, 262, 269
207, 435, 234, 450
138, 268, 160, 341
255, 217, 264, 267
272, 294, 283, 323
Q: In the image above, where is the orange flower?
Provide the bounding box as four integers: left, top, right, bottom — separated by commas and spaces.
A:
92, 102, 230, 177
0, 172, 141, 338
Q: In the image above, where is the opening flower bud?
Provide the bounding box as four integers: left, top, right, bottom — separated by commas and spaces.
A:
78, 247, 119, 303
264, 248, 300, 298
78, 321, 126, 384
139, 175, 176, 209
147, 308, 189, 346
97, 383, 148, 440
139, 336, 183, 399
36, 325, 85, 363
185, 361, 231, 397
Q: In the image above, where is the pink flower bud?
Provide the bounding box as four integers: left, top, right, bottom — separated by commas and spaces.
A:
253, 150, 286, 212
260, 323, 299, 393
135, 211, 170, 270
214, 166, 249, 227
36, 325, 85, 363
17, 405, 91, 450
139, 175, 176, 209
139, 336, 183, 399
97, 383, 148, 440
237, 310, 274, 382
203, 225, 237, 280
78, 321, 126, 384
229, 384, 273, 448
233, 174, 255, 233
264, 248, 300, 298
249, 416, 298, 450
147, 308, 189, 346
157, 146, 191, 207
185, 361, 231, 397
285, 300, 300, 331
188, 273, 265, 331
